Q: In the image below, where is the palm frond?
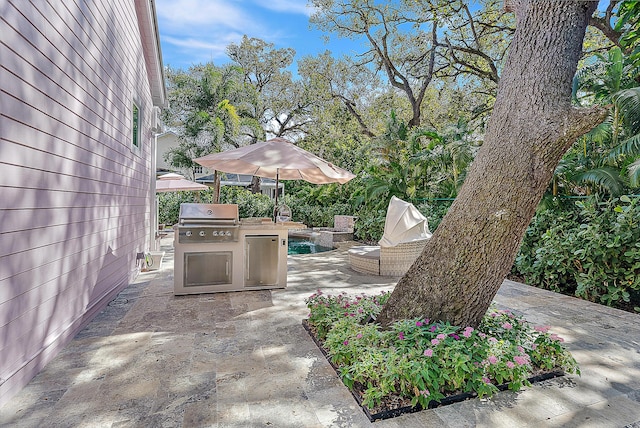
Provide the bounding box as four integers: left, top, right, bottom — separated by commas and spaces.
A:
613, 87, 640, 134
585, 121, 613, 145
570, 167, 625, 196
628, 159, 640, 187
606, 133, 640, 161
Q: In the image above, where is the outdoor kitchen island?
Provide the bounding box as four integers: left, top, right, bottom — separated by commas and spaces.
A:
173, 203, 305, 295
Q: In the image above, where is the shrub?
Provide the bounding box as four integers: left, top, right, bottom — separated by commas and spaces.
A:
157, 186, 274, 226
305, 292, 579, 411
353, 208, 386, 243
415, 199, 453, 232
158, 190, 214, 226
514, 196, 640, 309
220, 186, 273, 218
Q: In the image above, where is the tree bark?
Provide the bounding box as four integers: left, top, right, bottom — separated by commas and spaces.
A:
251, 175, 261, 194
213, 170, 221, 204
376, 0, 607, 328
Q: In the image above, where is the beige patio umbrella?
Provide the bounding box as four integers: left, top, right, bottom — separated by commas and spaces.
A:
156, 173, 209, 193
193, 137, 356, 213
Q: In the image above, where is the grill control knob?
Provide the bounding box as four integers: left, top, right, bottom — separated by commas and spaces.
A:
185, 230, 193, 237
225, 231, 232, 236
212, 231, 219, 236
199, 230, 206, 237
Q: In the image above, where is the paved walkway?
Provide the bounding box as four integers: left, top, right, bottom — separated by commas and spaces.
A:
2, 235, 640, 427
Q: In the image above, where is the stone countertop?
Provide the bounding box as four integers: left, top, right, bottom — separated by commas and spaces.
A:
239, 221, 307, 230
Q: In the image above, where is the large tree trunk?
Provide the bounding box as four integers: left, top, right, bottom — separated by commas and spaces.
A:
376, 1, 607, 328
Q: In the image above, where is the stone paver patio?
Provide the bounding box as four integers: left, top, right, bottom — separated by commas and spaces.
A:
2, 234, 640, 427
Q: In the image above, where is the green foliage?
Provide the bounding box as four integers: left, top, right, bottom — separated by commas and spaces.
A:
354, 113, 476, 214
219, 186, 273, 218
564, 46, 640, 197
157, 186, 273, 226
157, 190, 214, 226
162, 63, 262, 184
283, 180, 357, 228
415, 200, 454, 232
306, 293, 578, 411
352, 208, 386, 243
615, 0, 640, 62
514, 196, 640, 308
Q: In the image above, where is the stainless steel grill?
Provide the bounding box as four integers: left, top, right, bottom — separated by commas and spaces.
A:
173, 203, 243, 295
177, 203, 239, 243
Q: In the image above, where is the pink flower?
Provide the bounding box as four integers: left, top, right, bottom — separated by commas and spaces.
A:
506, 361, 515, 369
502, 322, 513, 330
463, 327, 474, 338
478, 332, 486, 339
490, 312, 499, 318
343, 340, 349, 346
483, 377, 491, 384
416, 321, 423, 327
398, 332, 405, 340
488, 356, 498, 365
514, 356, 527, 366
436, 334, 446, 340
550, 334, 565, 342
430, 325, 437, 332
534, 325, 550, 333
424, 318, 430, 324
431, 338, 440, 346
488, 337, 498, 344
356, 333, 363, 339
424, 349, 433, 357
517, 346, 525, 354
419, 389, 430, 397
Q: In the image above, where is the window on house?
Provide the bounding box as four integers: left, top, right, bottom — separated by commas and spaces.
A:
132, 103, 140, 149
194, 166, 203, 174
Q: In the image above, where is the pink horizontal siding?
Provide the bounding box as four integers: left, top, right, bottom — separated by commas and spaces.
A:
0, 0, 158, 405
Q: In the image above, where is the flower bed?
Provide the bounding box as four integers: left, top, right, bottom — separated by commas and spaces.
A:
304, 290, 579, 421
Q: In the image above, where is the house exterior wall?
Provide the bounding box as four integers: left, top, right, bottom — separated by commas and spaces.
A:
156, 131, 208, 180
0, 0, 165, 405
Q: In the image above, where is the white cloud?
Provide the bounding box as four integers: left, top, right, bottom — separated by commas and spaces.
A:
155, 0, 256, 31
163, 36, 232, 52
256, 0, 318, 17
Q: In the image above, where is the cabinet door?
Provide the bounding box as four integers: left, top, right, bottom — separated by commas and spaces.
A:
184, 251, 232, 287
245, 236, 278, 286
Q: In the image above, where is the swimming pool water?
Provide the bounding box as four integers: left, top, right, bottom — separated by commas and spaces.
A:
288, 238, 333, 255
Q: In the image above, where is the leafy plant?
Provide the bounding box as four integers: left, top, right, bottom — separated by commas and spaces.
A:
514, 196, 640, 309
306, 292, 579, 412
220, 186, 272, 218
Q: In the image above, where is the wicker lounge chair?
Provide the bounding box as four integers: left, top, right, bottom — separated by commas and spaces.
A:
348, 245, 381, 275
349, 197, 431, 276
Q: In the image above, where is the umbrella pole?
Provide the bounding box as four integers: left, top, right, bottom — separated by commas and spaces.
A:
273, 169, 279, 222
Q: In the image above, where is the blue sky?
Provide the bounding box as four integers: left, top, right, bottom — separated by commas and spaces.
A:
155, 0, 362, 71
155, 0, 612, 72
